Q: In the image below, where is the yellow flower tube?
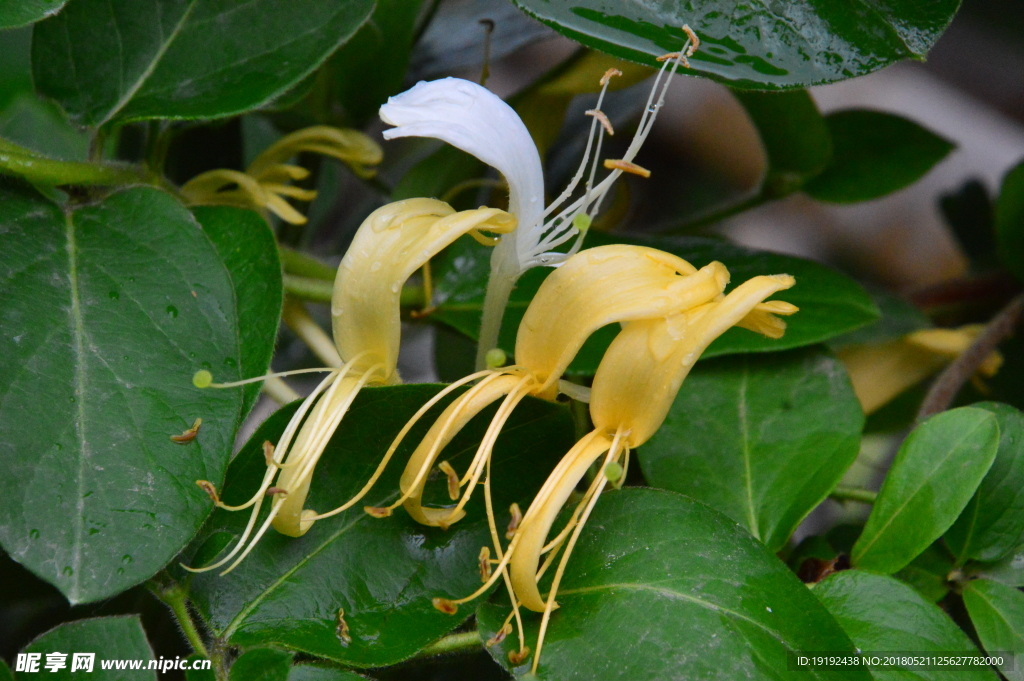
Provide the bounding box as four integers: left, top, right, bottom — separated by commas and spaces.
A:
187, 198, 514, 574
382, 245, 731, 529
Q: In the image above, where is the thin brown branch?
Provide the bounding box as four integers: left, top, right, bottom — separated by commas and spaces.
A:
917, 292, 1024, 421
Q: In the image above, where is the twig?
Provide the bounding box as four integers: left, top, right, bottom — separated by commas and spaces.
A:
830, 486, 877, 504
917, 292, 1024, 421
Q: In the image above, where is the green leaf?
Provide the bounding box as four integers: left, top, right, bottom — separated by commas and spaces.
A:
430, 230, 879, 376
510, 0, 959, 90
974, 550, 1024, 587
732, 89, 831, 198
827, 289, 930, 350
852, 407, 1000, 574
32, 0, 375, 127
288, 667, 371, 681
185, 654, 215, 681
0, 660, 12, 681
229, 648, 292, 681
638, 347, 863, 551
804, 110, 954, 204
813, 571, 997, 681
996, 159, 1024, 282
946, 403, 1024, 564
184, 385, 574, 668
963, 578, 1024, 681
193, 207, 283, 422
0, 0, 67, 30
892, 541, 954, 603
478, 488, 869, 680
941, 179, 997, 268
327, 0, 425, 128
0, 185, 243, 603
20, 615, 157, 679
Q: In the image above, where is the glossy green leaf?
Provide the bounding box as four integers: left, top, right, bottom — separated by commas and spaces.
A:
975, 550, 1024, 588
892, 541, 954, 603
804, 110, 954, 204
852, 407, 1000, 574
827, 289, 930, 350
184, 385, 574, 668
193, 207, 283, 422
185, 654, 215, 681
32, 0, 375, 127
963, 578, 1024, 681
813, 571, 996, 681
478, 488, 869, 680
638, 347, 862, 551
229, 648, 292, 681
946, 403, 1024, 564
733, 89, 831, 197
328, 0, 425, 128
20, 616, 157, 679
0, 0, 67, 30
288, 667, 371, 681
996, 160, 1024, 282
510, 0, 959, 89
0, 661, 11, 681
430, 230, 878, 375
0, 184, 243, 603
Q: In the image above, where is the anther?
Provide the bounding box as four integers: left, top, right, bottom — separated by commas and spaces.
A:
478, 546, 492, 582
433, 597, 458, 615
439, 460, 461, 501
506, 502, 522, 539
603, 159, 651, 178
265, 487, 288, 496
508, 647, 531, 665
656, 52, 681, 62
599, 68, 621, 86
683, 24, 700, 55
196, 480, 220, 504
336, 608, 351, 646
585, 109, 614, 136
486, 623, 512, 647
365, 506, 392, 518
262, 440, 276, 466
171, 418, 202, 444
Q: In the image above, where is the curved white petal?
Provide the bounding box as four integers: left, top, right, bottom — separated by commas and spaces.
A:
380, 78, 545, 254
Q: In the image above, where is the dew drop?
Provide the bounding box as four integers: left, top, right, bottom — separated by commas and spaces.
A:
390, 282, 400, 293
122, 555, 133, 564
117, 567, 125, 575
223, 357, 236, 367
370, 261, 382, 272
29, 529, 39, 539
189, 352, 196, 358
108, 291, 119, 300
123, 355, 129, 361
201, 361, 212, 370
69, 396, 75, 403
166, 305, 178, 318
55, 444, 62, 451
62, 566, 73, 576
128, 277, 135, 282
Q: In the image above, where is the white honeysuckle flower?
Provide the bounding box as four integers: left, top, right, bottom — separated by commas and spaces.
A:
379, 44, 691, 369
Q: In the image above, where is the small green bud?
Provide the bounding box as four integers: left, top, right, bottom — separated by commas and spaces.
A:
572, 212, 592, 233
485, 347, 507, 369
604, 461, 623, 482
193, 370, 213, 388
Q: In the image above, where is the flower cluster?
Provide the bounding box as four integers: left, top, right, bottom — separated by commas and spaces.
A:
191, 28, 799, 671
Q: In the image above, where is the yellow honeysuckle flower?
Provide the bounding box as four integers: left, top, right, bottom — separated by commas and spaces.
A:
181, 126, 382, 224
837, 324, 1002, 415
186, 198, 514, 574
364, 244, 732, 530
430, 274, 797, 671
380, 31, 699, 369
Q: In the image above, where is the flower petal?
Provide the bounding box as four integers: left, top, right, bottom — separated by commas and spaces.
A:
380, 78, 545, 231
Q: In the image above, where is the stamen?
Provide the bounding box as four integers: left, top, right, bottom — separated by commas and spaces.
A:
365, 506, 392, 518
599, 68, 622, 86
195, 366, 338, 389
265, 487, 287, 496
196, 480, 220, 504
170, 418, 202, 443
486, 623, 512, 647
439, 461, 461, 500
603, 159, 651, 178
433, 597, 458, 615
263, 441, 276, 467
506, 502, 522, 539
683, 24, 700, 55
585, 109, 615, 136
508, 648, 531, 666
479, 546, 492, 582
336, 608, 351, 646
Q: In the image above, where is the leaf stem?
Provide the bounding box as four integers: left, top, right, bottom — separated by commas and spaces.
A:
284, 273, 424, 308
916, 291, 1024, 421
829, 486, 877, 504
146, 576, 210, 659
415, 630, 483, 658
279, 246, 338, 281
